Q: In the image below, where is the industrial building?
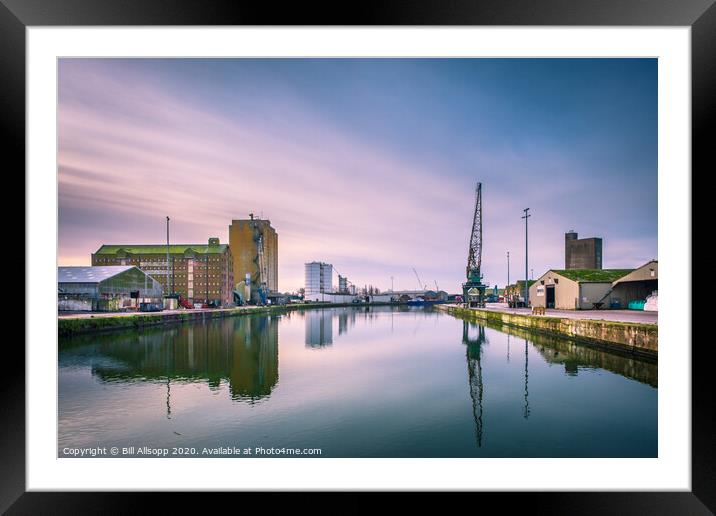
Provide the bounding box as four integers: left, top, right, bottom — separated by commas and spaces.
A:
304, 262, 333, 301
338, 275, 349, 293
530, 268, 633, 310
229, 216, 278, 294
610, 260, 658, 311
92, 238, 234, 306
565, 230, 603, 269
58, 266, 163, 311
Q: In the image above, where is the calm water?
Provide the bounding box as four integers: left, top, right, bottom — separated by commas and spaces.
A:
58, 306, 657, 457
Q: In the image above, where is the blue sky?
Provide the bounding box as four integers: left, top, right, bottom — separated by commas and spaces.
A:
58, 58, 657, 292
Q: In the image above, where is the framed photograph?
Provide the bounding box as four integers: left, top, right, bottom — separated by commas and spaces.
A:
7, 0, 710, 511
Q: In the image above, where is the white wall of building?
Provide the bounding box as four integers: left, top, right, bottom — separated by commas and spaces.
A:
304, 292, 356, 303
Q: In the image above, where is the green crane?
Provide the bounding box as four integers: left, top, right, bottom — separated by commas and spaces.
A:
462, 182, 487, 307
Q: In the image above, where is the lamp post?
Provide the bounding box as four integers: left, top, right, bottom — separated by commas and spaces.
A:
522, 208, 531, 306
507, 251, 510, 288
166, 216, 170, 296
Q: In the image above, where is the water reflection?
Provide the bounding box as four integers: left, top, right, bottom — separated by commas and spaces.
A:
64, 315, 280, 403
304, 306, 397, 347
488, 322, 658, 388
462, 321, 486, 447
166, 377, 171, 419
338, 308, 357, 336
523, 339, 530, 419
305, 310, 333, 348
59, 307, 657, 457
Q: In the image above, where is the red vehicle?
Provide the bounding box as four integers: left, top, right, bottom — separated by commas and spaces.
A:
177, 295, 194, 309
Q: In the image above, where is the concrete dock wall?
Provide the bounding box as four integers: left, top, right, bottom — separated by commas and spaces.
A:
439, 305, 657, 357
58, 302, 394, 337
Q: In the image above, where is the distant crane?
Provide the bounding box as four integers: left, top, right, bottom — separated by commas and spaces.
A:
462, 182, 487, 307
434, 280, 440, 291
412, 267, 426, 291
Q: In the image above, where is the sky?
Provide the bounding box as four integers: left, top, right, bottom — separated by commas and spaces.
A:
58, 58, 657, 293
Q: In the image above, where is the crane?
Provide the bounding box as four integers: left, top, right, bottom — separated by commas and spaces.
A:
412, 267, 425, 291
250, 214, 269, 305
462, 182, 487, 307
257, 233, 269, 303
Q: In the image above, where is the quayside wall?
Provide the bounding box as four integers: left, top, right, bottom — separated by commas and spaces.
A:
58, 302, 392, 337
438, 305, 657, 358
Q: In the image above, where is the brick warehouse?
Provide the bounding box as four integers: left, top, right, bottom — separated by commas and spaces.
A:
92, 238, 234, 306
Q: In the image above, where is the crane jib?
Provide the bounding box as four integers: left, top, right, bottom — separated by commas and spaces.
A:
462, 182, 486, 308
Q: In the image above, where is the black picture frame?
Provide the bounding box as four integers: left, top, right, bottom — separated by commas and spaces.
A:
6, 0, 709, 512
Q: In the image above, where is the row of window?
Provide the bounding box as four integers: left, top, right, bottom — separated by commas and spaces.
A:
171, 281, 223, 286
163, 275, 225, 281
172, 291, 222, 296
95, 256, 227, 264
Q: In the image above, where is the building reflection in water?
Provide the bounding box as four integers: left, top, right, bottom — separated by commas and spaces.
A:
338, 310, 348, 336
338, 309, 348, 336
229, 316, 279, 402
339, 307, 357, 336
305, 309, 333, 348
462, 321, 486, 447
88, 315, 279, 404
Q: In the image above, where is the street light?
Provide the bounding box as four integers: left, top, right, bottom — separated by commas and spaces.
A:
522, 208, 531, 306
507, 251, 510, 287
166, 216, 171, 296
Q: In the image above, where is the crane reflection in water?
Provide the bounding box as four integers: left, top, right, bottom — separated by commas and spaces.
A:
462, 320, 486, 447
462, 320, 533, 448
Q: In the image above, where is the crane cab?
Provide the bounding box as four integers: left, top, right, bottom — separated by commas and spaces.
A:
463, 285, 486, 308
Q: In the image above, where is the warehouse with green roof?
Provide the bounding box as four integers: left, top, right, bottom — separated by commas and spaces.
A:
529, 267, 635, 310
91, 238, 234, 307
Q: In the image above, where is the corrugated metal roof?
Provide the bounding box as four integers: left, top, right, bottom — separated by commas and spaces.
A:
58, 265, 136, 284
